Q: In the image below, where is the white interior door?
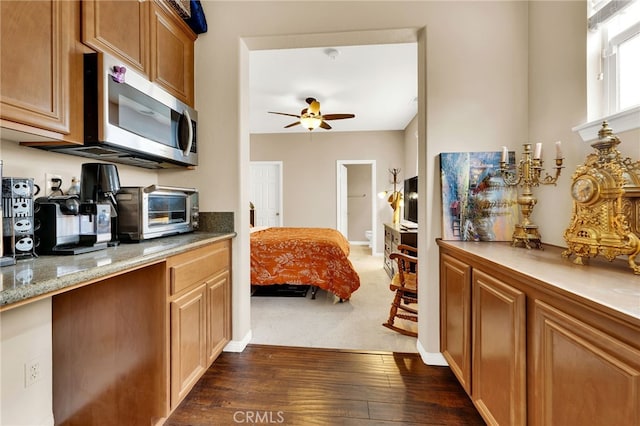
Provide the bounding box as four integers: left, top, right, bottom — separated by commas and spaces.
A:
250, 161, 283, 227
338, 164, 349, 237
336, 160, 377, 252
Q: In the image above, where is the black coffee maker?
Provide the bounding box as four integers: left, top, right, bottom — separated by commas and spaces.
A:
80, 163, 121, 246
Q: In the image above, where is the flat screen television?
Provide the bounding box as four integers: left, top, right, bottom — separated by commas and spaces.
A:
403, 176, 418, 225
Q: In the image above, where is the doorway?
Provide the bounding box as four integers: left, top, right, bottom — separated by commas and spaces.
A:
250, 161, 283, 227
242, 28, 424, 355
336, 160, 377, 253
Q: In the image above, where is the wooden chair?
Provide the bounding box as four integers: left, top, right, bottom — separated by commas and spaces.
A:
382, 244, 418, 337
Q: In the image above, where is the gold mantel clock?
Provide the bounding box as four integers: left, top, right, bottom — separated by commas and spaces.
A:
562, 121, 640, 274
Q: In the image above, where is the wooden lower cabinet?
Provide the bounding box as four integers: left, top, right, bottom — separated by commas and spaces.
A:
439, 242, 640, 426
170, 283, 207, 406
383, 223, 417, 278
167, 240, 231, 410
439, 253, 472, 393
531, 300, 640, 426
207, 271, 231, 364
472, 270, 526, 426
52, 238, 232, 424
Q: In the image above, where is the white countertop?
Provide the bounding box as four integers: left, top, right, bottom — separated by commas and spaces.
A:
438, 240, 640, 324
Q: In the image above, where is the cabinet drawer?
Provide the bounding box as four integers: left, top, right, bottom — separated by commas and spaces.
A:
169, 241, 230, 295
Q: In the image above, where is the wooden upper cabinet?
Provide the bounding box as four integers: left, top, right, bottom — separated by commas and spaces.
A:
1, 0, 71, 135
82, 0, 150, 76
150, 0, 196, 106
83, 0, 196, 106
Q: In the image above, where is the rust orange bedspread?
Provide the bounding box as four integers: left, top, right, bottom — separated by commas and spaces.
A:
250, 227, 361, 299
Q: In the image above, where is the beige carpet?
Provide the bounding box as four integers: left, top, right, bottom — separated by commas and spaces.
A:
250, 245, 418, 353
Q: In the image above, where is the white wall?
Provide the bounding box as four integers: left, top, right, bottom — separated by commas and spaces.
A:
404, 115, 419, 178
0, 299, 54, 426
528, 0, 587, 246
0, 140, 159, 193
250, 130, 404, 253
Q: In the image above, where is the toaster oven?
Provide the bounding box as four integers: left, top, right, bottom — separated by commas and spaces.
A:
116, 185, 198, 241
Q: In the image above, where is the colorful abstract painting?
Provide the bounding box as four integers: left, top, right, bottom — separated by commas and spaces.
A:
440, 151, 519, 241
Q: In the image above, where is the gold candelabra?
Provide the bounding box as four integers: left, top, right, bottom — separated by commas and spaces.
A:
500, 142, 564, 249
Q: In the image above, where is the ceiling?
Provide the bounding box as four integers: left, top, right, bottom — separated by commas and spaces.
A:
249, 43, 418, 134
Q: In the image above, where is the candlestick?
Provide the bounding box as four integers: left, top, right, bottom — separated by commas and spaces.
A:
534, 142, 542, 160
555, 141, 562, 159
500, 142, 564, 249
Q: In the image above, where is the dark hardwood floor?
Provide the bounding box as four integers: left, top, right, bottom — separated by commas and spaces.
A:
165, 344, 484, 425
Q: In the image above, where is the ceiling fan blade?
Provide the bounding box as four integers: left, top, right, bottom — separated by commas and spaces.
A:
320, 121, 332, 130
322, 113, 355, 120
268, 111, 301, 118
284, 121, 301, 128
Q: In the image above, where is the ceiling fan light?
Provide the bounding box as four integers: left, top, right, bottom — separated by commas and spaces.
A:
300, 115, 322, 131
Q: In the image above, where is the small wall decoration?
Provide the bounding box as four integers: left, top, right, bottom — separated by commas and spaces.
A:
440, 151, 518, 241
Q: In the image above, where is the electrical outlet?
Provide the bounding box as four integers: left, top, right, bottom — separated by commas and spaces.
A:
45, 173, 62, 194
25, 357, 42, 387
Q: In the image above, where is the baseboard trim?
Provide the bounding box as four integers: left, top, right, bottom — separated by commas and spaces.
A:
224, 329, 252, 352
417, 339, 448, 366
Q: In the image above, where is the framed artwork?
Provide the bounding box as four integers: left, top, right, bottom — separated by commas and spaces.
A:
439, 151, 518, 241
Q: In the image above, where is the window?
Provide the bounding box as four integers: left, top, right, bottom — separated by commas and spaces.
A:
578, 0, 640, 140
600, 1, 640, 114
613, 23, 640, 110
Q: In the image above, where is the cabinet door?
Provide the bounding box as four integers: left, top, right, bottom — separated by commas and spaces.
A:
531, 300, 640, 426
150, 0, 195, 106
439, 253, 472, 394
0, 0, 70, 134
170, 283, 207, 409
472, 270, 526, 426
207, 271, 231, 365
82, 0, 149, 76
384, 225, 401, 277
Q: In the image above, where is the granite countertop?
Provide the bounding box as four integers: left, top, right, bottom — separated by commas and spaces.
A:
0, 231, 235, 311
437, 239, 640, 324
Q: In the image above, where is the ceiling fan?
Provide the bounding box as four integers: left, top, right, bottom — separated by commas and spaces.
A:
268, 97, 355, 131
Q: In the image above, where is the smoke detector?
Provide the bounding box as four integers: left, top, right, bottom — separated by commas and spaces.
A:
324, 48, 340, 60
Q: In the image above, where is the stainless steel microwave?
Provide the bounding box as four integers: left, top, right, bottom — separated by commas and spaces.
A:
42, 52, 198, 169
116, 185, 199, 241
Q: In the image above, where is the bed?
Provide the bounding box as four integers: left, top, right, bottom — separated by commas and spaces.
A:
250, 227, 361, 300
